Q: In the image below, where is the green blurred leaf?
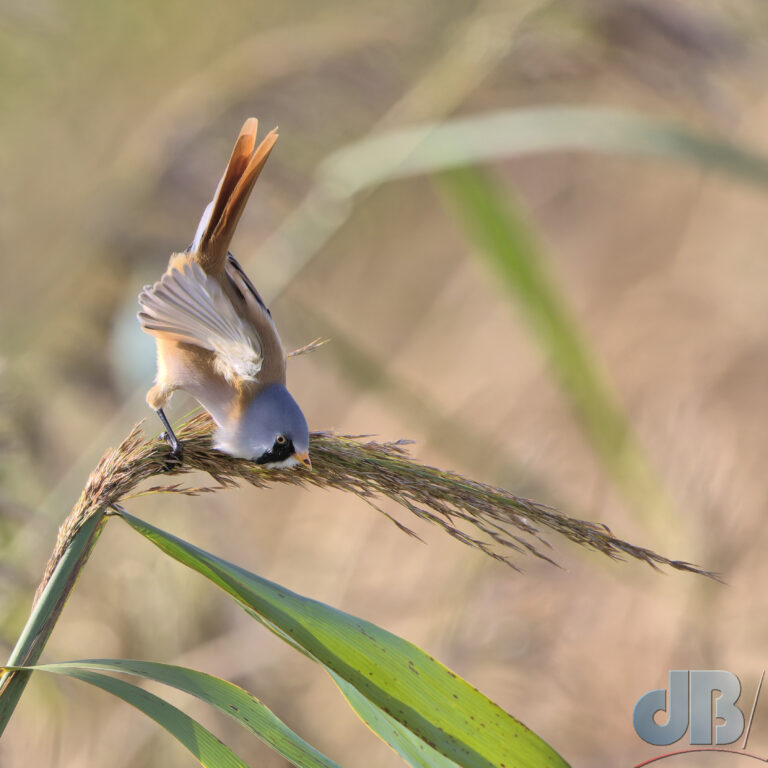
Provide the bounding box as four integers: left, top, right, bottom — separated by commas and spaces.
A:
320, 106, 768, 195
19, 659, 342, 768
438, 166, 672, 530
118, 509, 570, 768
439, 166, 631, 459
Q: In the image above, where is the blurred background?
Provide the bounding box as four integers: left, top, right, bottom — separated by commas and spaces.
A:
2, 0, 768, 765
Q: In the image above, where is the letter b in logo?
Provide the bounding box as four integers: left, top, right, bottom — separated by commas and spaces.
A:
633, 670, 744, 746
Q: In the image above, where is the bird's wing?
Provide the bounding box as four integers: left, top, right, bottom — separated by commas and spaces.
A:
138, 259, 262, 384
223, 254, 287, 369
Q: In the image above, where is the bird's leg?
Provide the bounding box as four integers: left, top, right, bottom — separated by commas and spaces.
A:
155, 408, 184, 469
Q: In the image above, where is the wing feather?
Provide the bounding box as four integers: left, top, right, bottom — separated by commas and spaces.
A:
138, 260, 262, 384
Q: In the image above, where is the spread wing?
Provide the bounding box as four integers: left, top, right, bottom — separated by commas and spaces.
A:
138, 259, 262, 384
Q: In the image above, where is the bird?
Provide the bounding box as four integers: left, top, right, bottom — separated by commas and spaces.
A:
137, 118, 310, 470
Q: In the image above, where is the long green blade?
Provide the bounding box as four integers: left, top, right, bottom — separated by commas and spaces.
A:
236, 609, 458, 768
32, 666, 248, 768
438, 167, 675, 533
119, 510, 570, 768
0, 509, 108, 736
236, 612, 461, 768
331, 671, 461, 768
320, 106, 768, 194
18, 660, 341, 768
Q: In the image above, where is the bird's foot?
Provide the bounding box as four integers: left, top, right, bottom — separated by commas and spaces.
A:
160, 442, 184, 472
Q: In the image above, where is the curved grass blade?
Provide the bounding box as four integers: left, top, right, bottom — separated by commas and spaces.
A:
18, 666, 248, 768
320, 106, 768, 195
15, 660, 341, 768
119, 509, 570, 768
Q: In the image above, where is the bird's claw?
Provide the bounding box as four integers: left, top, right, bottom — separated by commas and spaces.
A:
158, 429, 184, 472
160, 443, 184, 473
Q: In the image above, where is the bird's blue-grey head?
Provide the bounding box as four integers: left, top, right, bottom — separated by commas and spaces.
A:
214, 384, 310, 468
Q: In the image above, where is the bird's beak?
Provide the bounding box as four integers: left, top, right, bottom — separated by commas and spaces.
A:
294, 451, 311, 469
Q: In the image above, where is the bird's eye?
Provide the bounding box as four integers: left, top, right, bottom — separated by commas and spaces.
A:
276, 435, 287, 445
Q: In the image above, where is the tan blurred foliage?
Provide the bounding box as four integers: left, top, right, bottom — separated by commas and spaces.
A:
1, 0, 768, 765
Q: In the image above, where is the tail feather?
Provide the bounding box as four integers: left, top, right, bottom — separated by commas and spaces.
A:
194, 119, 278, 274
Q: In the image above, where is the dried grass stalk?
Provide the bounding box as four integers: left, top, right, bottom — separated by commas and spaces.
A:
37, 412, 714, 603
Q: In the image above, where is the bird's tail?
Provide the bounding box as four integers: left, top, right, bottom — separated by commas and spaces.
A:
191, 118, 278, 275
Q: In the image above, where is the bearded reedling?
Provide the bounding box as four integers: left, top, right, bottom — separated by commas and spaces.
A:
138, 119, 310, 469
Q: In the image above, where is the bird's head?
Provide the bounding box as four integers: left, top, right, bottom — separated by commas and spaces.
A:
214, 384, 310, 469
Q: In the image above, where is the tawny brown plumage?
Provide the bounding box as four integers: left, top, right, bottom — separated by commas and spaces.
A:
137, 119, 310, 467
